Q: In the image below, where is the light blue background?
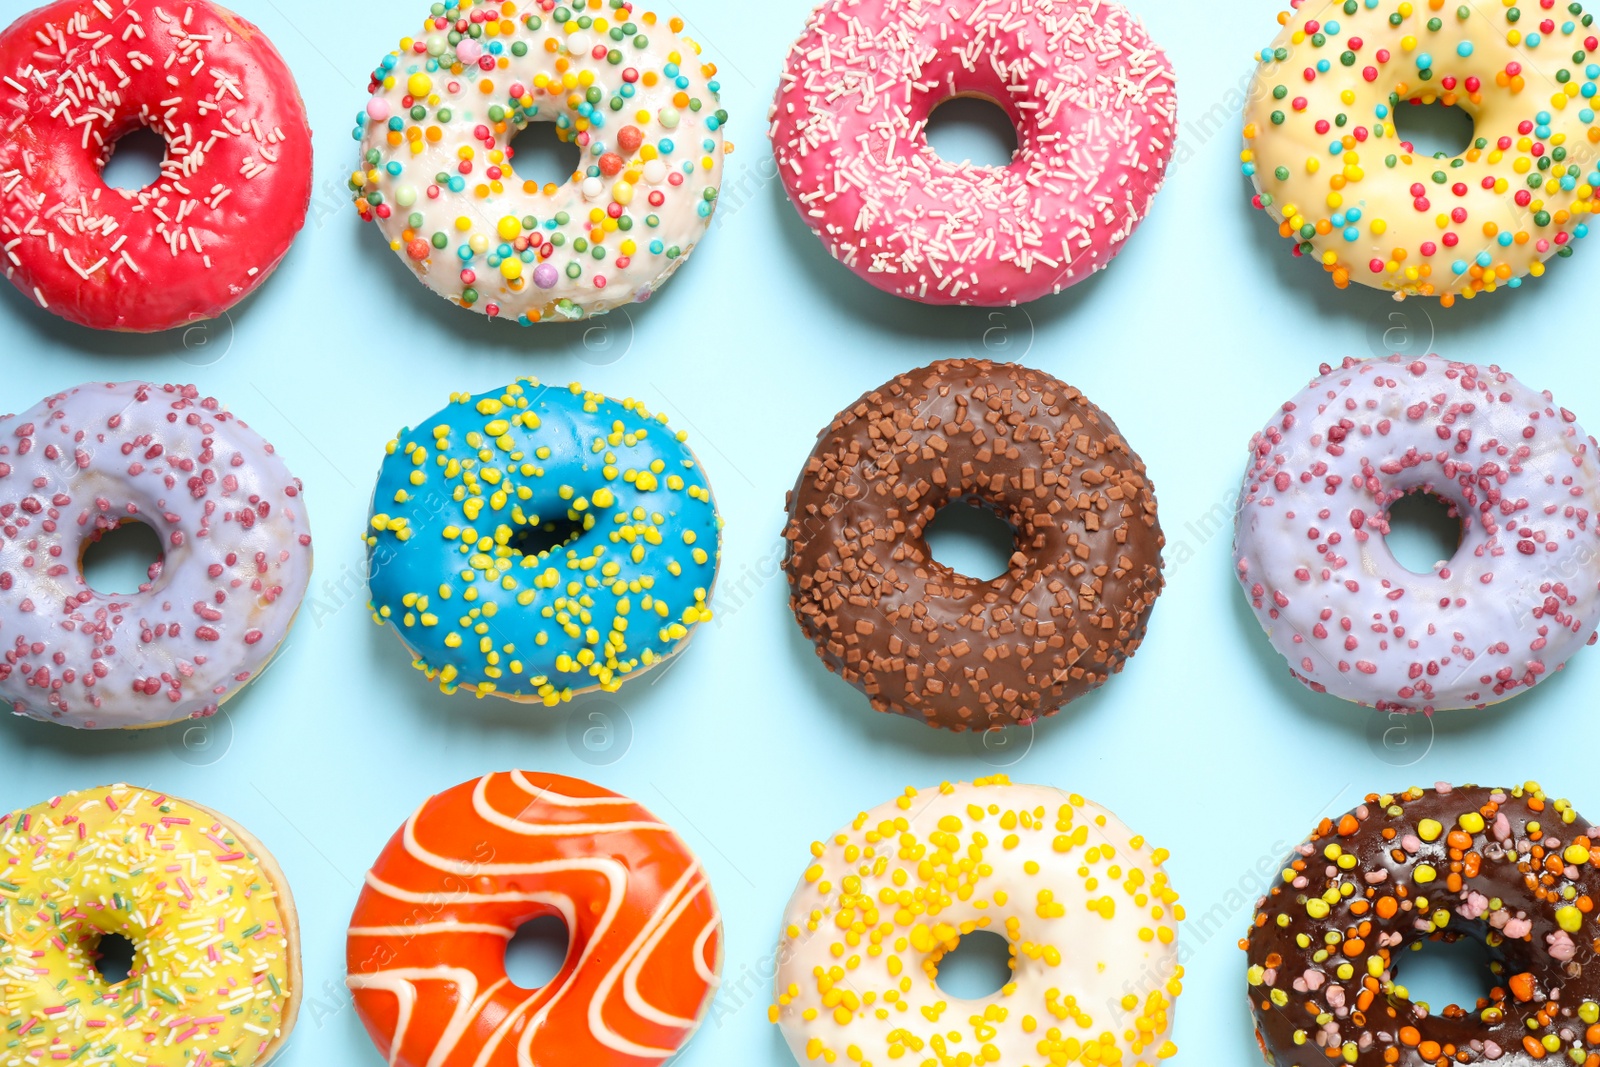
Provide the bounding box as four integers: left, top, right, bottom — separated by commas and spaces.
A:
3, 0, 1598, 1062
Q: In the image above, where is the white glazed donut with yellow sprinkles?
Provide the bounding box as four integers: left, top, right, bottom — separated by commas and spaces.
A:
770, 777, 1184, 1067
0, 784, 300, 1067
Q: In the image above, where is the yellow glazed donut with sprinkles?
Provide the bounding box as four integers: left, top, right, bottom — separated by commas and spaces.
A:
770, 777, 1184, 1067
352, 0, 730, 324
1242, 0, 1600, 304
0, 784, 300, 1067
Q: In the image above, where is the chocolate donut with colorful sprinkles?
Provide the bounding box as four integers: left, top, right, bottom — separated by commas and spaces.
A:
1246, 782, 1600, 1067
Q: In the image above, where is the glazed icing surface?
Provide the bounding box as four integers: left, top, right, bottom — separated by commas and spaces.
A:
346, 771, 721, 1067
353, 0, 728, 323
1241, 0, 1600, 303
1234, 355, 1600, 711
364, 378, 720, 703
0, 0, 313, 331
769, 0, 1176, 305
1246, 782, 1600, 1067
0, 783, 297, 1067
782, 358, 1166, 732
772, 777, 1183, 1067
0, 381, 313, 730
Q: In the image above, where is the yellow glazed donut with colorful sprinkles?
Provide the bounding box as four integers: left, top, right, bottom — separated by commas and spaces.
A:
1242, 0, 1600, 304
0, 784, 301, 1067
352, 0, 730, 324
364, 377, 720, 704
770, 777, 1184, 1067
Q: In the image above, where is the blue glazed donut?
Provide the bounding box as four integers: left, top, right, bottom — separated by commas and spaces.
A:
364, 378, 720, 703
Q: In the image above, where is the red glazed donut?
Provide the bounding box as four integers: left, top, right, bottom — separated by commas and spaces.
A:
346, 771, 722, 1067
0, 0, 312, 331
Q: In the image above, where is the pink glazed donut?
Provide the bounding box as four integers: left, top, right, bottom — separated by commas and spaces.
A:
1234, 355, 1600, 713
0, 381, 313, 730
768, 0, 1176, 306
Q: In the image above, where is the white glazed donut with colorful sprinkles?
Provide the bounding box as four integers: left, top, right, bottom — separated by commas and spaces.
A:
770, 777, 1184, 1067
353, 0, 729, 324
0, 382, 313, 730
769, 0, 1176, 305
1234, 354, 1600, 712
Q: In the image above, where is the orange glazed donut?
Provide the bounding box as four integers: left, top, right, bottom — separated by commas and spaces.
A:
345, 771, 722, 1067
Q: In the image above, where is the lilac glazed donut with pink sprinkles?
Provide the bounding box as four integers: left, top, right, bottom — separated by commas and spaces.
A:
0, 382, 313, 730
1234, 355, 1600, 713
768, 0, 1177, 306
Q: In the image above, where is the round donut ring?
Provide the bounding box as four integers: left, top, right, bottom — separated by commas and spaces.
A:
772, 776, 1184, 1067
352, 0, 729, 324
363, 377, 720, 705
1233, 354, 1600, 712
1241, 0, 1600, 304
0, 783, 301, 1067
0, 0, 313, 332
782, 358, 1165, 732
346, 770, 722, 1067
0, 381, 314, 730
1247, 782, 1600, 1067
769, 0, 1176, 305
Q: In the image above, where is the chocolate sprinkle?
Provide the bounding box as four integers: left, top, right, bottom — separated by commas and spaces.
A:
781, 358, 1164, 732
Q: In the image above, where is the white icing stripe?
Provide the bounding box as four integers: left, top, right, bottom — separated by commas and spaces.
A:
472, 774, 667, 836
472, 992, 538, 1067
430, 975, 508, 1067
401, 804, 639, 884
348, 968, 476, 1067
586, 861, 703, 1057
691, 916, 721, 987
364, 868, 578, 917
509, 769, 640, 807
349, 922, 516, 939
515, 863, 630, 1067
624, 875, 715, 1028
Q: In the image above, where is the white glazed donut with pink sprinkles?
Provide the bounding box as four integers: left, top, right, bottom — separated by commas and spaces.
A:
768, 0, 1176, 306
1234, 355, 1600, 712
0, 382, 313, 730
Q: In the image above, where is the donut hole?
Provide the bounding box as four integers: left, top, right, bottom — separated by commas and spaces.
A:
924, 96, 1019, 169
508, 514, 587, 561
932, 930, 1013, 1000
1384, 491, 1462, 575
89, 932, 138, 986
1393, 100, 1476, 160
507, 122, 584, 188
80, 520, 164, 594
1396, 935, 1500, 1015
924, 500, 1017, 581
504, 915, 570, 990
101, 126, 168, 191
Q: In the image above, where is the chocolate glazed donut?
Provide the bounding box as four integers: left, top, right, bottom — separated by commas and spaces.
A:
1245, 783, 1600, 1067
782, 358, 1164, 732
